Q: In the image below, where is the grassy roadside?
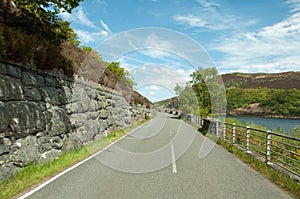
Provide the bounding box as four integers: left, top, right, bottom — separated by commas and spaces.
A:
207, 133, 300, 198
0, 119, 150, 199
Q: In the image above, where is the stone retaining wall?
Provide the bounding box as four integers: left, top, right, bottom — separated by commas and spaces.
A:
0, 61, 154, 181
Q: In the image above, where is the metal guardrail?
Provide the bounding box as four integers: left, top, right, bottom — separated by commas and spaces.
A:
185, 114, 300, 179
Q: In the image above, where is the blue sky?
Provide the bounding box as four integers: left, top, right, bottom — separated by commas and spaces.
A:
61, 0, 300, 102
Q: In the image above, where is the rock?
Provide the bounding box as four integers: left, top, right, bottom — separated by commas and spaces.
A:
45, 76, 59, 87
99, 109, 109, 119
7, 64, 21, 78
0, 76, 23, 100
38, 149, 61, 164
0, 102, 6, 131
0, 164, 20, 182
46, 107, 70, 136
24, 87, 42, 102
37, 136, 52, 153
99, 119, 108, 131
40, 87, 60, 105
86, 112, 99, 120
22, 72, 37, 86
69, 113, 86, 128
5, 101, 45, 138
50, 136, 63, 149
0, 62, 6, 74
0, 137, 11, 155
107, 115, 114, 126
60, 86, 73, 104
12, 136, 40, 166
76, 120, 100, 143
62, 136, 82, 152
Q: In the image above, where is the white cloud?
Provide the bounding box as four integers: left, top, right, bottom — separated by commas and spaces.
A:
150, 85, 159, 90
211, 7, 300, 73
288, 0, 300, 12
196, 0, 220, 8
96, 0, 108, 5
149, 91, 156, 95
75, 29, 110, 45
77, 7, 97, 28
173, 15, 207, 28
60, 6, 112, 45
100, 20, 112, 34
76, 29, 95, 44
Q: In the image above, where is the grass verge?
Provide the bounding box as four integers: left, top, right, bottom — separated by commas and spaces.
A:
0, 119, 150, 199
206, 133, 300, 198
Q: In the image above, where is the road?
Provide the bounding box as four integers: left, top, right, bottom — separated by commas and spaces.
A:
22, 113, 292, 199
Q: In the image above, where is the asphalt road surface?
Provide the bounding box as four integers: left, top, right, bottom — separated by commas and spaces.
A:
22, 113, 292, 199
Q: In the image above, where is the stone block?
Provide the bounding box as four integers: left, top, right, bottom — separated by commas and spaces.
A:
0, 164, 20, 182
40, 87, 60, 105
46, 107, 70, 136
62, 136, 82, 152
38, 149, 61, 164
7, 65, 21, 78
4, 101, 45, 137
12, 136, 40, 167
22, 72, 37, 86
24, 87, 42, 102
0, 76, 23, 101
45, 76, 59, 87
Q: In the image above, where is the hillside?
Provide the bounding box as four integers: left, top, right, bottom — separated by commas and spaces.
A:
156, 71, 300, 118
222, 72, 300, 90
61, 42, 153, 108
0, 1, 153, 108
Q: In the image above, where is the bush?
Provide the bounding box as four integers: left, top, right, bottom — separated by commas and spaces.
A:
0, 23, 74, 76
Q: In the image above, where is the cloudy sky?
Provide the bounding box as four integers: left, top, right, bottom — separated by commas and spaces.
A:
61, 0, 300, 102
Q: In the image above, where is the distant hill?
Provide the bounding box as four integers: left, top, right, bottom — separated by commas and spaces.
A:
155, 71, 300, 118
221, 71, 300, 89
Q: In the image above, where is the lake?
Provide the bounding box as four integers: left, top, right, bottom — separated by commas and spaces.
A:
228, 115, 300, 134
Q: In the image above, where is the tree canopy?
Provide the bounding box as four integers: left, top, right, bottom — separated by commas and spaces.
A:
0, 0, 81, 45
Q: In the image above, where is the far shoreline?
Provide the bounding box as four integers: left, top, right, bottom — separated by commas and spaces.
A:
227, 113, 300, 120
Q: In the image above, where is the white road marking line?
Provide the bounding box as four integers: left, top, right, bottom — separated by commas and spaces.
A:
171, 141, 177, 174
169, 129, 177, 174
18, 118, 154, 199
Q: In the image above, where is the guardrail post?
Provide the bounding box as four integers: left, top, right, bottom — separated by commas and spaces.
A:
232, 123, 236, 144
266, 130, 272, 164
246, 126, 250, 153
223, 122, 226, 140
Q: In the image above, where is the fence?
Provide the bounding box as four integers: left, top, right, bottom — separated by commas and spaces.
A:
185, 115, 300, 179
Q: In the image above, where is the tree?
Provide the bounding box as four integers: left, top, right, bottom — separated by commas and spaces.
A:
0, 0, 82, 45
189, 67, 226, 117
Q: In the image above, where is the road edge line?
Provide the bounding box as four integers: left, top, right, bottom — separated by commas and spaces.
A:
18, 117, 155, 199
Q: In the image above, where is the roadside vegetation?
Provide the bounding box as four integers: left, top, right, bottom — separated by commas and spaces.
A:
0, 119, 150, 199
0, 0, 134, 84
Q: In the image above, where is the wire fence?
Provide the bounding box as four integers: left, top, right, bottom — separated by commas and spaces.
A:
184, 114, 300, 179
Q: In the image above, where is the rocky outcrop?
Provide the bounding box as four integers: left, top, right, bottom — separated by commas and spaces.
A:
0, 61, 155, 181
